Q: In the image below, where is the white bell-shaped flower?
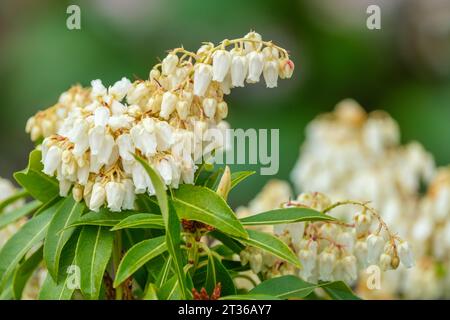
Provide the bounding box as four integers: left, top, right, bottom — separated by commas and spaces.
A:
212, 49, 231, 82
43, 145, 62, 176
193, 63, 212, 97
231, 51, 248, 87
398, 241, 414, 268
366, 234, 385, 265
263, 60, 279, 88
246, 51, 264, 83
160, 91, 178, 119
161, 53, 179, 76
89, 182, 106, 212
105, 181, 125, 212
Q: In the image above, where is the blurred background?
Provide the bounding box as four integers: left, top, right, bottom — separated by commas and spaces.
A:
0, 0, 449, 207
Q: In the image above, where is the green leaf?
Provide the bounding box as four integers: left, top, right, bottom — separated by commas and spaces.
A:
321, 281, 361, 300
134, 155, 190, 299
209, 230, 245, 254
204, 167, 224, 189
156, 256, 172, 288
14, 149, 59, 203
220, 294, 281, 300
12, 246, 43, 299
236, 229, 301, 268
75, 226, 114, 299
0, 190, 29, 213
230, 171, 255, 190
0, 201, 57, 290
250, 275, 318, 299
205, 254, 236, 296
172, 185, 248, 239
44, 197, 85, 280
240, 207, 336, 226
114, 236, 167, 287
0, 201, 41, 229
68, 208, 135, 228
158, 275, 181, 300
39, 230, 80, 300
143, 282, 158, 300
111, 213, 164, 231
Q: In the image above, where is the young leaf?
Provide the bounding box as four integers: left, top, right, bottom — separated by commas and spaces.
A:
240, 207, 336, 226
68, 208, 136, 228
172, 185, 248, 239
158, 275, 181, 300
114, 236, 167, 287
14, 149, 59, 203
39, 230, 80, 300
134, 155, 190, 299
205, 254, 236, 296
0, 200, 41, 229
250, 275, 318, 299
75, 226, 114, 300
44, 197, 85, 280
230, 171, 255, 190
111, 213, 164, 231
0, 201, 57, 290
235, 229, 301, 268
321, 281, 361, 300
12, 246, 43, 299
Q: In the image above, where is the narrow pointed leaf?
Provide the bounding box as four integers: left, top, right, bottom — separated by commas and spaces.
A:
75, 226, 114, 299
230, 171, 255, 190
0, 201, 41, 229
44, 197, 84, 280
68, 208, 135, 228
0, 201, 58, 289
111, 213, 164, 231
172, 185, 247, 238
220, 294, 280, 300
240, 207, 336, 226
12, 246, 43, 299
39, 231, 80, 300
250, 275, 318, 299
205, 254, 236, 296
114, 236, 167, 287
235, 229, 301, 268
321, 281, 361, 300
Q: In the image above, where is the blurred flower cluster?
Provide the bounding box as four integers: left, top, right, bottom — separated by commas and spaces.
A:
289, 99, 450, 299
237, 182, 414, 286
25, 31, 294, 212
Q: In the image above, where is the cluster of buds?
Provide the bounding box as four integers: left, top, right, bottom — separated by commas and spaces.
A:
192, 283, 222, 300
32, 31, 294, 212
238, 184, 414, 286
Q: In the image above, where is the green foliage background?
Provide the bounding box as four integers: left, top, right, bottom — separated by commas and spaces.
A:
0, 0, 449, 207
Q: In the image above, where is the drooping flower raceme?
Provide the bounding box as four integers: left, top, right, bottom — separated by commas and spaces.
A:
28, 31, 294, 212
237, 183, 414, 286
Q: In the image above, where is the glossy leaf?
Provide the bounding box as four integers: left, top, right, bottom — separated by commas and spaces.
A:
230, 171, 255, 190
209, 230, 245, 254
220, 294, 280, 300
250, 275, 317, 299
0, 201, 57, 290
205, 254, 236, 296
12, 246, 43, 299
111, 213, 164, 231
44, 197, 84, 280
135, 155, 190, 299
240, 207, 336, 226
321, 281, 361, 300
0, 201, 41, 229
39, 231, 80, 300
68, 208, 135, 228
236, 229, 301, 268
14, 149, 59, 203
75, 226, 114, 300
114, 236, 167, 287
172, 185, 247, 239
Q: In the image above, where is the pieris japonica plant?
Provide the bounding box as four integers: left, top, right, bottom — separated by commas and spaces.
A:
1, 31, 391, 301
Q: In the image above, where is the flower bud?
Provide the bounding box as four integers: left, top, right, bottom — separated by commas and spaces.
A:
202, 98, 217, 119
109, 77, 132, 101
212, 49, 231, 82
176, 100, 190, 120
366, 234, 385, 265
354, 210, 372, 236
246, 51, 264, 83
43, 145, 62, 176
217, 101, 228, 119
149, 69, 160, 81
193, 63, 212, 97
398, 241, 414, 268
216, 166, 231, 200
105, 181, 125, 212
160, 91, 178, 119
243, 31, 262, 53
89, 182, 106, 212
279, 58, 294, 79
161, 53, 179, 75
73, 184, 84, 202
263, 60, 279, 88
231, 52, 248, 87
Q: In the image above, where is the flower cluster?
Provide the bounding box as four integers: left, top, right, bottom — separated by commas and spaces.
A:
30, 31, 294, 212
289, 100, 450, 298
238, 184, 414, 286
